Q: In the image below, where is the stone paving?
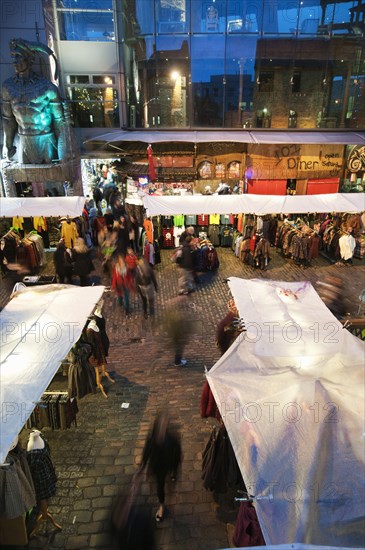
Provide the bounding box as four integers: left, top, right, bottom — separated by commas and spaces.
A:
1, 246, 364, 550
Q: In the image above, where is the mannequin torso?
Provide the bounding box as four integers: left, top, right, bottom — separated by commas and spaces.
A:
27, 430, 45, 451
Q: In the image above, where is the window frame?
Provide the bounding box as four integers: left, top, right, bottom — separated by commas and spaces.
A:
65, 74, 120, 128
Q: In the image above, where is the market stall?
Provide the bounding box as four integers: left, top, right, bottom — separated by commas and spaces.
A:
0, 284, 105, 464
0, 196, 86, 218
207, 277, 365, 548
142, 192, 365, 216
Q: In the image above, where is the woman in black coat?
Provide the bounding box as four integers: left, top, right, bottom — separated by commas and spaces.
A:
53, 239, 73, 283
138, 410, 182, 522
71, 238, 94, 286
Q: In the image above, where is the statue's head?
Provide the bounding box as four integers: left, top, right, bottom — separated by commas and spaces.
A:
9, 38, 59, 80
9, 39, 35, 75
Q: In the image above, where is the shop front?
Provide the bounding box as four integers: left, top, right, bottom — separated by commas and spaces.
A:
0, 160, 82, 198
245, 143, 346, 195
83, 130, 364, 198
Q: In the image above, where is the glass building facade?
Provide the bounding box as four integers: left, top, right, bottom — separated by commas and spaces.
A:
55, 0, 365, 130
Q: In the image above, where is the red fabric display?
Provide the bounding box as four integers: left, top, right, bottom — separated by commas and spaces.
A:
200, 381, 221, 421
232, 502, 266, 547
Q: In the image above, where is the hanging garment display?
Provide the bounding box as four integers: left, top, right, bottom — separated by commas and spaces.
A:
202, 425, 243, 493
26, 435, 57, 502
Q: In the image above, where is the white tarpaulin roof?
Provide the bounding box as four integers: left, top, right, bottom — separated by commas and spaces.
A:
84, 129, 365, 145
207, 278, 365, 548
142, 193, 365, 216
0, 284, 105, 463
0, 197, 86, 218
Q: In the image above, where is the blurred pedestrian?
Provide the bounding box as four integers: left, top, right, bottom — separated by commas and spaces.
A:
129, 215, 140, 254
125, 247, 138, 277
179, 226, 195, 246
115, 215, 130, 257
111, 196, 125, 220
98, 227, 117, 276
163, 295, 192, 366
111, 254, 134, 314
138, 410, 182, 522
92, 184, 103, 214
104, 208, 114, 233
71, 237, 94, 286
136, 257, 158, 318
53, 239, 73, 283
177, 236, 195, 295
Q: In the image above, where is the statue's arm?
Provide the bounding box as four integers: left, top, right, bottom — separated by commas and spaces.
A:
48, 88, 65, 141
1, 86, 17, 157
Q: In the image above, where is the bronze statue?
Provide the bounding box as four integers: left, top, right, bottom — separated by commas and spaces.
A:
1, 38, 68, 164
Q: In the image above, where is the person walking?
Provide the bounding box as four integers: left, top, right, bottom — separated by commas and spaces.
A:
163, 295, 192, 367
138, 410, 182, 523
115, 215, 130, 257
178, 225, 195, 246
129, 215, 140, 254
177, 236, 195, 295
71, 237, 94, 286
111, 254, 134, 315
53, 239, 73, 283
135, 257, 158, 318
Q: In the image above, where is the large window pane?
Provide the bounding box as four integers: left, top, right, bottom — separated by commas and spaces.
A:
225, 36, 258, 127
192, 0, 226, 33
126, 36, 157, 127
134, 0, 155, 35
332, 0, 358, 34
156, 0, 189, 33
153, 36, 190, 127
67, 87, 119, 127
57, 0, 112, 8
277, 1, 300, 34
58, 11, 115, 41
191, 35, 225, 126
261, 0, 302, 35
227, 0, 260, 33
298, 0, 321, 35
251, 37, 325, 128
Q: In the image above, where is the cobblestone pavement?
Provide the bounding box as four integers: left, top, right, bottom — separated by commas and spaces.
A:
1, 247, 364, 550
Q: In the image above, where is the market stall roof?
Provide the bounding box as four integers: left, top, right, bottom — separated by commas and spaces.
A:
0, 284, 105, 464
0, 197, 86, 218
207, 278, 365, 548
84, 129, 365, 148
142, 192, 365, 216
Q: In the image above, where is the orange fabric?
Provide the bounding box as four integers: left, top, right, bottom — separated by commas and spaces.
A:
237, 214, 243, 233
143, 219, 153, 243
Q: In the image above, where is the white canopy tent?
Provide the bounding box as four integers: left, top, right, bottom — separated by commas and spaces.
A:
0, 284, 105, 464
0, 196, 86, 218
84, 129, 365, 146
207, 278, 365, 548
142, 193, 365, 216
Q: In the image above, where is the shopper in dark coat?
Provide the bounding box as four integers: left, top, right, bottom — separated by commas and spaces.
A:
104, 209, 115, 233
129, 215, 140, 254
138, 410, 182, 522
53, 239, 73, 283
71, 238, 94, 286
115, 215, 130, 257
136, 257, 158, 318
